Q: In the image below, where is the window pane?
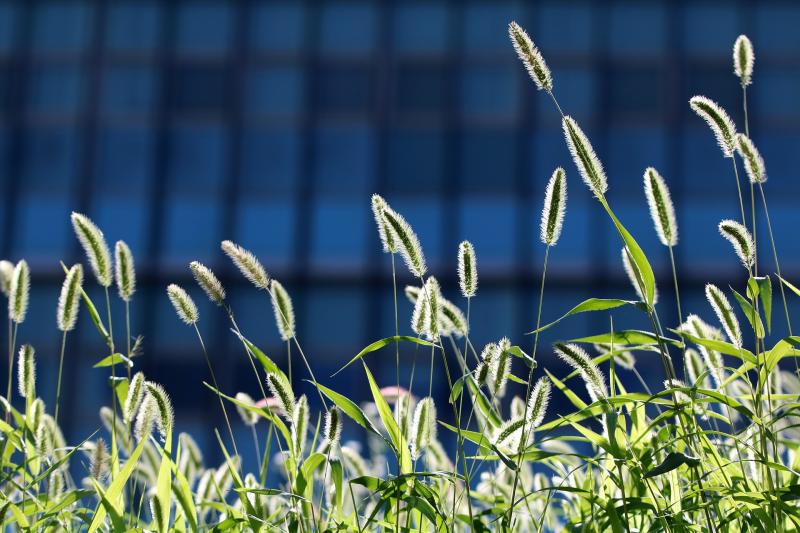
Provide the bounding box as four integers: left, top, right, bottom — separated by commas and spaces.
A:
176, 1, 232, 56
32, 1, 93, 54
393, 2, 448, 55
320, 2, 377, 57
106, 2, 161, 52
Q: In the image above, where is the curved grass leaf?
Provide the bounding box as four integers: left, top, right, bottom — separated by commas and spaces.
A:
527, 298, 638, 335
333, 336, 436, 376
643, 451, 700, 479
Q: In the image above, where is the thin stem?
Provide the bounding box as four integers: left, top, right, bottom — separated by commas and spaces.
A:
759, 184, 793, 337
5, 320, 16, 423
54, 331, 68, 424
506, 245, 550, 526
390, 253, 402, 533
193, 324, 240, 461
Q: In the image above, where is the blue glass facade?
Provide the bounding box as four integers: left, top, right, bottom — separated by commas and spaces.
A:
1, 1, 799, 467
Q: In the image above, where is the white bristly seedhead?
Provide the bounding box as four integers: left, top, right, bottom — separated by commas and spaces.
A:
508, 21, 553, 92
235, 392, 259, 426
562, 116, 608, 200
134, 393, 158, 441
554, 343, 607, 401
733, 35, 754, 87
322, 407, 343, 450
167, 284, 199, 325
682, 315, 725, 389
458, 240, 478, 298
270, 279, 295, 341
735, 134, 766, 184
371, 194, 398, 253
17, 344, 35, 399
541, 167, 567, 245
0, 260, 14, 297
57, 263, 83, 332
145, 382, 174, 441
381, 208, 427, 278
114, 240, 136, 302
705, 284, 742, 349
8, 260, 29, 324
718, 219, 755, 269
124, 372, 146, 424
689, 96, 737, 158
410, 397, 436, 460
422, 276, 441, 340
527, 377, 551, 429
190, 261, 226, 306
71, 212, 112, 287
643, 167, 678, 247
221, 240, 270, 290
265, 372, 295, 420
291, 394, 309, 457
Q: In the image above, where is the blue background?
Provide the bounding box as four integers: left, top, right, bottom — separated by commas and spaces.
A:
1, 1, 800, 471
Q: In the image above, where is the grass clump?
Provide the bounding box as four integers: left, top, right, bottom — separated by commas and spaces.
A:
0, 26, 799, 533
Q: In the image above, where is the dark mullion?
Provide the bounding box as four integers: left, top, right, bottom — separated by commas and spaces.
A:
1, 2, 34, 259
291, 0, 320, 405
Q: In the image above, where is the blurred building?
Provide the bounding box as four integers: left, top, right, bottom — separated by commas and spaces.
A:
0, 1, 799, 466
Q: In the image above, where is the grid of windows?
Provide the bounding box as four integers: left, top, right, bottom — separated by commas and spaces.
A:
1, 1, 800, 466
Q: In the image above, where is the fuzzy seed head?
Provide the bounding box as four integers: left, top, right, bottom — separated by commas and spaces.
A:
291, 394, 309, 457
735, 134, 766, 184
265, 372, 295, 420
394, 392, 415, 441
494, 418, 526, 449
134, 393, 158, 441
689, 96, 737, 157
527, 377, 551, 429
490, 338, 512, 397
90, 438, 110, 481
381, 209, 427, 277
705, 284, 742, 349
145, 382, 174, 440
404, 285, 420, 305
411, 286, 428, 336
270, 279, 295, 341
718, 219, 754, 269
682, 315, 725, 389
8, 260, 29, 324
0, 260, 14, 297
733, 35, 754, 86
323, 407, 343, 450
124, 372, 146, 424
410, 397, 436, 460
422, 277, 441, 339
114, 241, 136, 302
643, 167, 678, 246
508, 21, 552, 92
57, 264, 83, 332
189, 261, 225, 306
235, 392, 259, 426
541, 167, 568, 245
167, 284, 198, 325
71, 212, 112, 287
439, 297, 469, 338
622, 248, 658, 304
562, 116, 608, 199
371, 194, 398, 253
684, 348, 710, 389
221, 240, 270, 290
458, 241, 478, 298
554, 343, 607, 401
17, 344, 35, 399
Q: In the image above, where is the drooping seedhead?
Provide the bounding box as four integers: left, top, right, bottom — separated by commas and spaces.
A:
540, 167, 567, 246
508, 21, 553, 92
643, 167, 678, 247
